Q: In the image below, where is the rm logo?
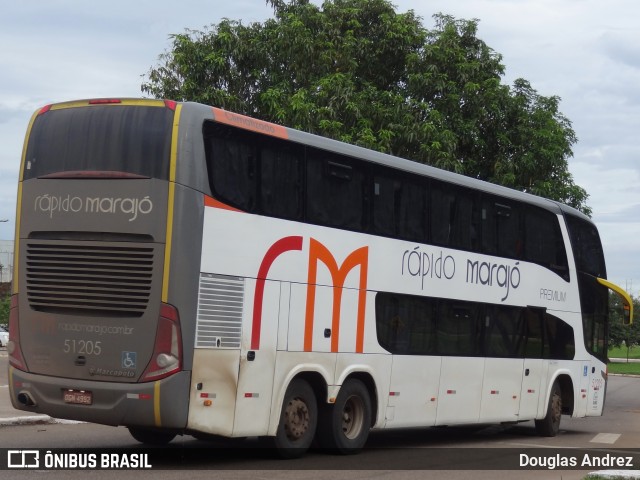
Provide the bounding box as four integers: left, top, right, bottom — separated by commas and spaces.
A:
251, 236, 368, 353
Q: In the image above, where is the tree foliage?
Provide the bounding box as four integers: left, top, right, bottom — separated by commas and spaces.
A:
142, 0, 590, 213
0, 295, 9, 328
609, 292, 640, 360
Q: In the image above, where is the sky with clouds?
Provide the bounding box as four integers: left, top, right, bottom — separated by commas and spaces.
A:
1, 0, 639, 294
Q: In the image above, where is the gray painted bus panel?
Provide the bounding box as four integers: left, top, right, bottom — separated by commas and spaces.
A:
9, 368, 190, 429
17, 178, 167, 383
164, 183, 205, 372
21, 178, 168, 239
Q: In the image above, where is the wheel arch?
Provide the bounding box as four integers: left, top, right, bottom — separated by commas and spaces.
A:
556, 373, 575, 416
543, 371, 575, 417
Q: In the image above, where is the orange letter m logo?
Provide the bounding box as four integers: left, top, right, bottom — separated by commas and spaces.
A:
304, 239, 368, 353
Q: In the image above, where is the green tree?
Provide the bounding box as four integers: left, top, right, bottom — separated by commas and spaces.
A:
609, 292, 640, 361
0, 295, 9, 328
142, 0, 589, 214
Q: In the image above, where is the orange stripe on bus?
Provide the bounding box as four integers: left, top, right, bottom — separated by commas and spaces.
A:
204, 196, 243, 212
212, 107, 288, 139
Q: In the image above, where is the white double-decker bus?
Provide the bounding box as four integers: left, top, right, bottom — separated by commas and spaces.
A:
8, 99, 632, 457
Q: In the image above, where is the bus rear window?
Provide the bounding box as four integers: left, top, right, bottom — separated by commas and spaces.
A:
24, 105, 173, 180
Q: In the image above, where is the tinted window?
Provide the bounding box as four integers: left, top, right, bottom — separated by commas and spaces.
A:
431, 183, 479, 251
376, 292, 575, 360
375, 294, 436, 354
525, 208, 569, 278
207, 126, 257, 211
204, 123, 302, 217
25, 106, 173, 179
373, 172, 427, 241
577, 272, 608, 361
482, 198, 522, 258
544, 313, 575, 360
565, 216, 607, 360
260, 143, 303, 219
306, 152, 365, 231
566, 215, 606, 277
484, 306, 525, 357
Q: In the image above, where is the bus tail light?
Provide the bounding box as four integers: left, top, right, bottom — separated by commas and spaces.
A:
88, 99, 122, 105
8, 294, 27, 371
141, 303, 183, 382
37, 104, 52, 116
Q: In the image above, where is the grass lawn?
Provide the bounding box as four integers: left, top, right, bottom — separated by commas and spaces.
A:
607, 344, 640, 359
607, 362, 640, 375
608, 345, 640, 375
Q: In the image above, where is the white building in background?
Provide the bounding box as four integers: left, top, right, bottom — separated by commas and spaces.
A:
0, 239, 14, 284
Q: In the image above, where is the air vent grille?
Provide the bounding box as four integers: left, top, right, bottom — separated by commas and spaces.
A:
196, 273, 244, 348
26, 242, 154, 317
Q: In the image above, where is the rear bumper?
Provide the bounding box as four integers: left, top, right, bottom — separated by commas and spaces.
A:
9, 367, 191, 429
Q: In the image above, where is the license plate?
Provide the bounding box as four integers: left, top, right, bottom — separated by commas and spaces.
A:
63, 389, 93, 405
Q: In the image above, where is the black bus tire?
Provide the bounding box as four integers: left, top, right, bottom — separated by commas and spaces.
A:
535, 381, 562, 437
271, 378, 318, 459
317, 379, 371, 454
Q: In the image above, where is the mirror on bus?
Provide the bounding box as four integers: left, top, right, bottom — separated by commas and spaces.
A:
623, 303, 632, 326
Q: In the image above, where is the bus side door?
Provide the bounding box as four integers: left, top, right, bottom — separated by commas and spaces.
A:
519, 358, 545, 420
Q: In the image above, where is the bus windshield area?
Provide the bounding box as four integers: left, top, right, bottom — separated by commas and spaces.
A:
24, 105, 173, 180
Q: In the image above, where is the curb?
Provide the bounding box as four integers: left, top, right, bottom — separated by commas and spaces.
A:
586, 471, 640, 479
0, 416, 85, 427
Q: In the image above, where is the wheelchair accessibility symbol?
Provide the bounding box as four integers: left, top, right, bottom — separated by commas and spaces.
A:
122, 351, 137, 369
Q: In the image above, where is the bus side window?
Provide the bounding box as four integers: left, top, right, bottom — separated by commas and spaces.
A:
260, 143, 303, 220
205, 125, 257, 212
375, 293, 437, 355
523, 308, 544, 358
484, 306, 526, 358
437, 302, 480, 356
524, 208, 569, 279
306, 151, 365, 231
431, 183, 479, 252
482, 198, 522, 259
373, 171, 427, 242
543, 314, 575, 360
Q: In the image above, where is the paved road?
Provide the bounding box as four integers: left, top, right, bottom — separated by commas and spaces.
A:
2, 349, 639, 479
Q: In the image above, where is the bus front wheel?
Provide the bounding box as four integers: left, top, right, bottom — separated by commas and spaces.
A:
535, 381, 562, 437
271, 378, 318, 458
317, 378, 372, 454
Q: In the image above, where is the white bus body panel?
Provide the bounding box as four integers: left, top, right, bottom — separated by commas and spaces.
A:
386, 355, 440, 428
188, 349, 240, 436
519, 358, 545, 420
436, 357, 484, 425
586, 360, 607, 417
480, 358, 524, 423
233, 278, 279, 436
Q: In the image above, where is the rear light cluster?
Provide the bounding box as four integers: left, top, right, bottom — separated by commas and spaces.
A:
141, 303, 183, 382
8, 294, 26, 371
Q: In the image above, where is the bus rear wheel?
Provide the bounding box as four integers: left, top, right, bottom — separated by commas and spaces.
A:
317, 379, 372, 454
270, 378, 318, 458
128, 427, 176, 445
535, 381, 562, 437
